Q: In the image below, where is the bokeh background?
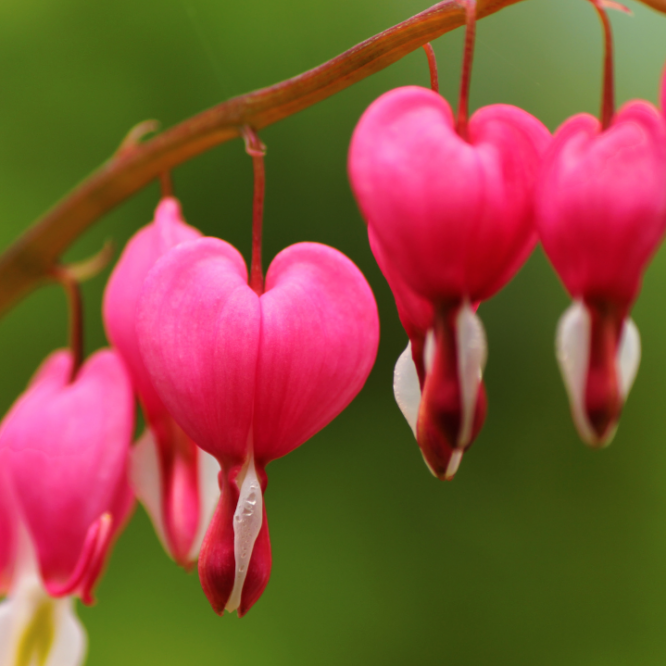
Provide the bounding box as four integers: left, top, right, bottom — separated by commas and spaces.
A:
1, 0, 666, 664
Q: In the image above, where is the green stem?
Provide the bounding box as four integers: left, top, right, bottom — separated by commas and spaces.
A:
0, 0, 524, 320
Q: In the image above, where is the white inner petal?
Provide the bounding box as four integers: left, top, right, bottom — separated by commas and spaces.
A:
188, 450, 221, 562
556, 300, 596, 445
0, 532, 86, 666
455, 303, 487, 449
130, 429, 168, 552
225, 455, 263, 614
444, 449, 464, 480
616, 317, 641, 401
393, 342, 422, 438
424, 329, 436, 376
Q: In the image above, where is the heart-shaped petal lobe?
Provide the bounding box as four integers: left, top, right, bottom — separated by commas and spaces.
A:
137, 237, 259, 467
349, 86, 550, 303
253, 242, 380, 462
537, 103, 666, 307
138, 239, 379, 467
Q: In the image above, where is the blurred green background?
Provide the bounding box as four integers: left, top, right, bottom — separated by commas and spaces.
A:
1, 0, 666, 664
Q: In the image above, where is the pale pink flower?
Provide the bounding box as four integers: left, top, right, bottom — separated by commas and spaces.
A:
0, 350, 134, 666
104, 197, 219, 567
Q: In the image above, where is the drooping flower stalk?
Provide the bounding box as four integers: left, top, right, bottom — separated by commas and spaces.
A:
242, 126, 267, 296
51, 267, 84, 383
456, 0, 477, 139
587, 0, 618, 129
422, 43, 439, 93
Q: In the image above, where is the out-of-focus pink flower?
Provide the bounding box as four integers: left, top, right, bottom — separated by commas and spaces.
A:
349, 85, 550, 479
104, 197, 220, 567
137, 238, 379, 616
0, 349, 134, 666
537, 102, 666, 445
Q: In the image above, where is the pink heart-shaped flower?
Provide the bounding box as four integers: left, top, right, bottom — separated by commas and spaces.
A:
137, 237, 379, 614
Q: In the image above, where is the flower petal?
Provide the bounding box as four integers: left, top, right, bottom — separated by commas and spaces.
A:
537, 103, 666, 306
0, 350, 133, 593
131, 427, 220, 565
0, 469, 17, 597
393, 342, 421, 438
416, 304, 488, 480
617, 317, 641, 400
349, 86, 549, 302
253, 242, 379, 462
0, 565, 86, 666
130, 429, 168, 553
103, 197, 202, 421
188, 448, 222, 563
556, 301, 596, 445
198, 461, 271, 617
137, 238, 259, 467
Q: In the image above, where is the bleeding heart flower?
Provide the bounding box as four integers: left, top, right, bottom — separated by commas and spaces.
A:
349, 85, 550, 479
136, 238, 379, 616
536, 101, 666, 446
104, 197, 220, 567
0, 349, 134, 666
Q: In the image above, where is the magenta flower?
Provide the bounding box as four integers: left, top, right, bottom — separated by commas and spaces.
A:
136, 238, 379, 615
349, 85, 550, 479
536, 101, 666, 445
0, 349, 134, 666
104, 197, 220, 567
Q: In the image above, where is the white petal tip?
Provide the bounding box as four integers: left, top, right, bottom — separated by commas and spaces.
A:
444, 449, 464, 480
455, 303, 487, 449
556, 301, 597, 445
225, 457, 263, 614
393, 342, 422, 438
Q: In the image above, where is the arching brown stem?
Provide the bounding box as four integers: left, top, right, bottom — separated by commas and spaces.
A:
0, 0, 525, 320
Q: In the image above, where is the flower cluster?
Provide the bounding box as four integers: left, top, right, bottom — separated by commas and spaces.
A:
349, 0, 666, 478
0, 1, 664, 664
0, 167, 379, 663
